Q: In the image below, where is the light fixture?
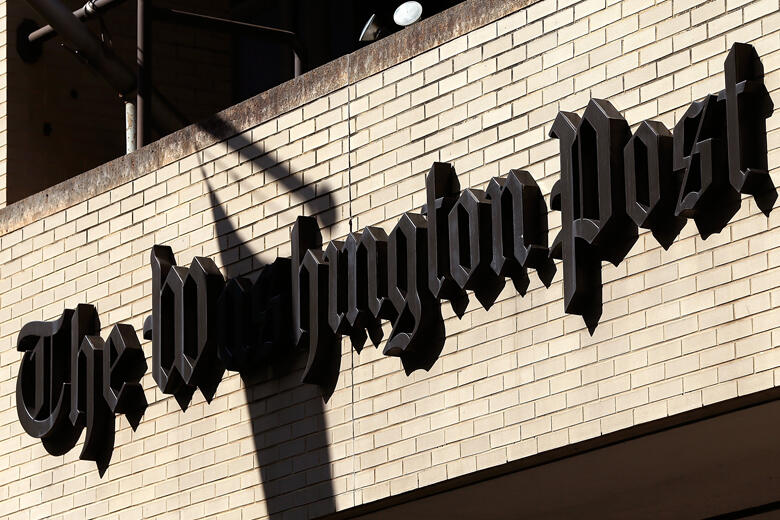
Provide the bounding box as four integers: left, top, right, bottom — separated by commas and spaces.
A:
359, 2, 423, 43
359, 13, 382, 42
393, 1, 423, 26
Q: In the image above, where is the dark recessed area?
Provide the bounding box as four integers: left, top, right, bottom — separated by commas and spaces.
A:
7, 0, 461, 204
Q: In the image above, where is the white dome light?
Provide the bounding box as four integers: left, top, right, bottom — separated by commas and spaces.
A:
394, 1, 423, 27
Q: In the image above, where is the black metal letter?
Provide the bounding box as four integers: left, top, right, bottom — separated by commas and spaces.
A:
387, 213, 445, 374
723, 42, 776, 215
216, 277, 254, 373
425, 162, 469, 316
673, 94, 739, 239
150, 246, 226, 410
177, 257, 225, 401
217, 257, 292, 380
16, 305, 99, 457
345, 230, 388, 351
486, 169, 555, 293
448, 188, 505, 309
71, 335, 113, 472
251, 258, 293, 366
102, 324, 147, 427
326, 240, 351, 339
292, 216, 340, 399
549, 99, 637, 331
624, 120, 685, 249
17, 305, 146, 475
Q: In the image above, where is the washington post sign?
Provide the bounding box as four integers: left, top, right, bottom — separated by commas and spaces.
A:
14, 43, 775, 475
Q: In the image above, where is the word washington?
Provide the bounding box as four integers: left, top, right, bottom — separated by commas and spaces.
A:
15, 43, 775, 474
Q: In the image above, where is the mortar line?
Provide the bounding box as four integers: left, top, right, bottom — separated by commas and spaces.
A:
347, 52, 357, 510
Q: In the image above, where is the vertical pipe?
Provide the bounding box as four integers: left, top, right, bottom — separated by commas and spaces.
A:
136, 0, 145, 147
125, 101, 137, 153
292, 0, 300, 78
294, 51, 301, 78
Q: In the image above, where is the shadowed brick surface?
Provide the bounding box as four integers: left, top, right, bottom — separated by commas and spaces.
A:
0, 0, 778, 518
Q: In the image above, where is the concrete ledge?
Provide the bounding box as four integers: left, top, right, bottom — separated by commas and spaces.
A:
0, 0, 537, 236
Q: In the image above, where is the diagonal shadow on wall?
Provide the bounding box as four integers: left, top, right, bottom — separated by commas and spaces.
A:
196, 114, 341, 518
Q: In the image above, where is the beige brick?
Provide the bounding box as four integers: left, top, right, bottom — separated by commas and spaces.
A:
702, 381, 739, 405
0, 4, 778, 518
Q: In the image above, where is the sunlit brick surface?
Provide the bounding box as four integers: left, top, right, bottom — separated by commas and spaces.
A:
0, 0, 778, 518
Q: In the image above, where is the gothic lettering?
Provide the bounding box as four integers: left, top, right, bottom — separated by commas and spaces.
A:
387, 213, 445, 375
345, 230, 388, 351
448, 188, 505, 309
550, 99, 638, 330
292, 216, 340, 398
426, 162, 469, 316
486, 169, 555, 293
151, 246, 226, 409
723, 42, 776, 214
16, 42, 776, 477
624, 120, 685, 249
17, 305, 146, 474
673, 94, 739, 239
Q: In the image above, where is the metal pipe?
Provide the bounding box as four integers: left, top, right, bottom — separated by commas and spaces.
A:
292, 1, 301, 77
24, 0, 136, 96
151, 7, 306, 77
137, 0, 146, 147
150, 7, 296, 38
24, 0, 187, 137
27, 0, 128, 44
125, 101, 137, 153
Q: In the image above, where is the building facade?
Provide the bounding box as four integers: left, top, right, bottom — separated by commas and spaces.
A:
0, 0, 779, 518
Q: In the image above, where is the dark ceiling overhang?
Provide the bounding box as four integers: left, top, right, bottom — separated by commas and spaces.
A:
328, 387, 780, 519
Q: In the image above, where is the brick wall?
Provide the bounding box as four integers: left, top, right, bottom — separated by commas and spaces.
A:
0, 0, 778, 518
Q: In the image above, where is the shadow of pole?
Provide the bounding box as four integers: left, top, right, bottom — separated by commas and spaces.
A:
197, 114, 340, 518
